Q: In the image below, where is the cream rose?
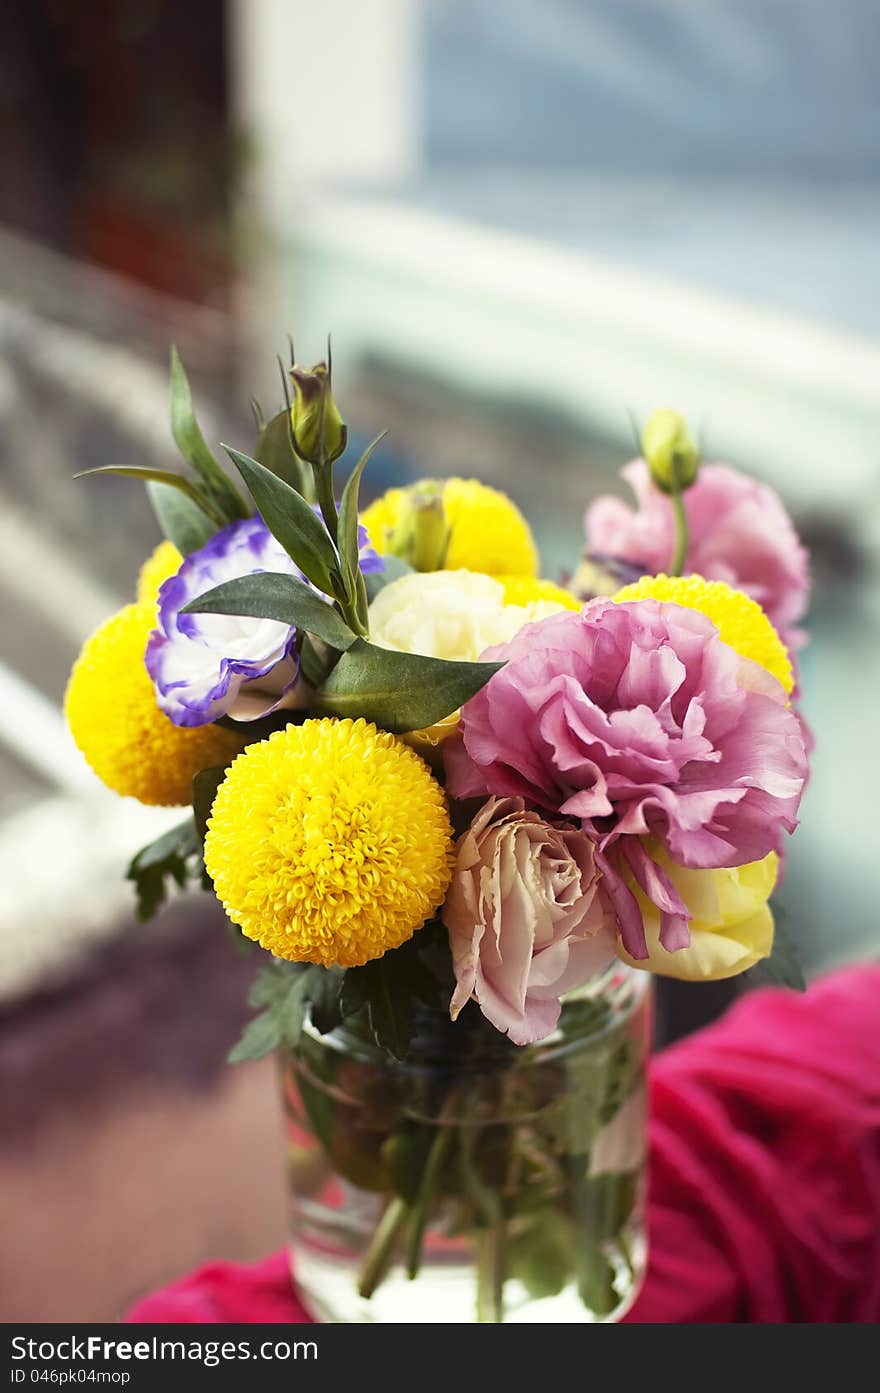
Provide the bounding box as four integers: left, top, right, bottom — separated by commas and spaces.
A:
443, 796, 617, 1045
616, 846, 778, 981
368, 570, 567, 756
367, 569, 565, 662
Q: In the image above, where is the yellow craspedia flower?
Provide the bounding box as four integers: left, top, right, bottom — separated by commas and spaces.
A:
65, 602, 242, 805
137, 540, 182, 606
497, 574, 581, 610
204, 718, 454, 967
613, 573, 794, 694
616, 847, 778, 981
362, 478, 538, 577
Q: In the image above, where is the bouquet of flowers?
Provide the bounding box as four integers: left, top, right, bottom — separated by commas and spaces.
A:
65, 352, 811, 1323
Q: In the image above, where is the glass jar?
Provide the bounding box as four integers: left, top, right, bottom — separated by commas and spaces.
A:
282, 964, 651, 1323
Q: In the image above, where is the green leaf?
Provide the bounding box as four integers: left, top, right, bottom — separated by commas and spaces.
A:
316, 640, 503, 733
170, 346, 249, 521
299, 633, 335, 688
341, 958, 415, 1059
747, 919, 806, 992
229, 962, 323, 1063
339, 933, 448, 1060
253, 407, 311, 496
338, 431, 387, 599
147, 480, 216, 554
227, 1011, 284, 1064
224, 446, 339, 595
364, 554, 411, 602
192, 765, 228, 846
126, 819, 201, 921
308, 966, 345, 1034
74, 464, 226, 526
181, 572, 357, 651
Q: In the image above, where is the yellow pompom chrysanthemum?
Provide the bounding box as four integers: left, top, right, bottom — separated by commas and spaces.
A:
613, 573, 794, 694
362, 478, 538, 577
137, 540, 182, 606
204, 718, 454, 967
65, 602, 242, 805
496, 574, 581, 610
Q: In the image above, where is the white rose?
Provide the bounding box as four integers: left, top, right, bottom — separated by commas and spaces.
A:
368, 570, 564, 662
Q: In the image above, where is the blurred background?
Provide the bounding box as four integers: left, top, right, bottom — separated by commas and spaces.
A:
1, 0, 877, 1322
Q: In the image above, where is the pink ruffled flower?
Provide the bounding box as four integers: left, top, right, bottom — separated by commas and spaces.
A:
445, 601, 808, 960
443, 797, 616, 1045
585, 460, 810, 650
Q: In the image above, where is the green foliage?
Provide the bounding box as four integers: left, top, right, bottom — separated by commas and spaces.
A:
317, 640, 503, 733
337, 432, 387, 629
169, 346, 249, 522
126, 818, 202, 921
147, 480, 216, 555
228, 961, 321, 1063
253, 407, 311, 496
76, 348, 252, 543
192, 765, 228, 846
180, 572, 357, 651
224, 446, 339, 595
74, 465, 229, 528
339, 927, 451, 1060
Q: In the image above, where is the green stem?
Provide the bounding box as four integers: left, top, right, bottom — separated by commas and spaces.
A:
406, 1122, 454, 1280
314, 464, 339, 547
476, 1225, 506, 1323
669, 484, 688, 575
356, 1195, 410, 1300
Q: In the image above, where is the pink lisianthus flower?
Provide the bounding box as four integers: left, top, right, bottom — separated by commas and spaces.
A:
585, 460, 810, 651
443, 797, 616, 1045
445, 601, 808, 960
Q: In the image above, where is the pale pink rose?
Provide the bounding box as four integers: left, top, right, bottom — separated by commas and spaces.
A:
443, 796, 617, 1045
585, 459, 810, 651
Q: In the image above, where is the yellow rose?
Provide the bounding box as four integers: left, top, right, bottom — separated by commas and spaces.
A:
616, 846, 778, 981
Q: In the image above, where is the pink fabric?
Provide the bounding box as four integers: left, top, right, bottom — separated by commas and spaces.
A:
127, 965, 880, 1324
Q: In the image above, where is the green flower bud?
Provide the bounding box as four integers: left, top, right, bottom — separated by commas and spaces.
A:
387, 484, 451, 571
641, 408, 699, 494
289, 361, 347, 466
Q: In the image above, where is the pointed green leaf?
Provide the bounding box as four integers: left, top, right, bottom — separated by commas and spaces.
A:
192, 765, 228, 846
224, 446, 338, 594
340, 957, 415, 1059
170, 346, 249, 521
299, 633, 335, 688
338, 431, 387, 598
315, 640, 503, 733
147, 480, 216, 554
229, 963, 318, 1063
181, 572, 357, 651
227, 1010, 283, 1063
126, 818, 200, 921
254, 407, 311, 495
74, 464, 226, 524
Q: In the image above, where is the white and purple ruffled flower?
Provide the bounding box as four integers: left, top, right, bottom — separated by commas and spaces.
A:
146, 515, 381, 727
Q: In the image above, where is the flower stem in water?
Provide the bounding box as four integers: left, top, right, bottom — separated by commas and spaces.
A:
476, 1224, 506, 1323
357, 1195, 410, 1300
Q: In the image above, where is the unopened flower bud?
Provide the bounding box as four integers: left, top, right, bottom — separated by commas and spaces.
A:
289, 361, 347, 466
641, 408, 699, 494
387, 485, 451, 572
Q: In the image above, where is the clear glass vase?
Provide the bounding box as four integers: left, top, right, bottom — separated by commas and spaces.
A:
283, 964, 651, 1323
